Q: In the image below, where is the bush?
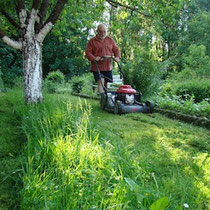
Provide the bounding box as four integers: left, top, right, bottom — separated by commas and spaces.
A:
174, 79, 210, 103
158, 44, 210, 105
0, 68, 4, 89
13, 77, 23, 88
45, 70, 65, 84
43, 80, 58, 93
176, 45, 210, 80
154, 94, 210, 118
158, 82, 173, 97
70, 73, 95, 95
123, 52, 162, 97
1, 70, 22, 88
44, 71, 65, 93
71, 76, 84, 93
0, 41, 23, 87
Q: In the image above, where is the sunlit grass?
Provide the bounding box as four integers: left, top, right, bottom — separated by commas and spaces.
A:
2, 90, 209, 209
85, 100, 210, 209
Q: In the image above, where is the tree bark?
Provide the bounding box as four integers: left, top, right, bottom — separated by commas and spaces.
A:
23, 38, 43, 103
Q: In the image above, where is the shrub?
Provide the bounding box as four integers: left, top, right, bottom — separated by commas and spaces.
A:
70, 73, 95, 95
0, 41, 23, 87
71, 76, 84, 93
2, 70, 22, 88
43, 80, 58, 93
44, 71, 65, 93
158, 82, 173, 97
123, 52, 162, 97
45, 70, 65, 84
176, 45, 210, 79
154, 94, 210, 118
0, 68, 4, 89
13, 77, 23, 88
174, 79, 210, 103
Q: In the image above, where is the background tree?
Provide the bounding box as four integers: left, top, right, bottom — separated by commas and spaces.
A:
0, 0, 68, 103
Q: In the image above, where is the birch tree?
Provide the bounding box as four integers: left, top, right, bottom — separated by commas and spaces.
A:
0, 0, 68, 103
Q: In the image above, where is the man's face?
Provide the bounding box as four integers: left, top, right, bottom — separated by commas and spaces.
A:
97, 26, 107, 40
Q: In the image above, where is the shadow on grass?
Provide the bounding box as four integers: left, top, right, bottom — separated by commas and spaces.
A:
88, 100, 210, 209
0, 93, 26, 209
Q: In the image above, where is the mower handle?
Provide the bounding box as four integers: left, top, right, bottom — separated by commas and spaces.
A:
100, 56, 118, 62
94, 56, 125, 93
97, 56, 124, 79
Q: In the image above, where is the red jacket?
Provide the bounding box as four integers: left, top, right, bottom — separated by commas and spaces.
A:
85, 36, 120, 72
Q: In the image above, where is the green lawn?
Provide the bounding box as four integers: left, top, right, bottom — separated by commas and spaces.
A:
0, 90, 209, 209
0, 92, 25, 209
87, 98, 210, 209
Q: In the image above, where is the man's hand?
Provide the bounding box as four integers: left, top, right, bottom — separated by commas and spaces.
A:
95, 56, 101, 61
115, 57, 120, 62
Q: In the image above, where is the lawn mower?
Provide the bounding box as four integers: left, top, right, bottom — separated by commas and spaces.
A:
95, 56, 154, 114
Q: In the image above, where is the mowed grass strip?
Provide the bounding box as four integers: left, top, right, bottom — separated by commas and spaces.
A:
81, 97, 210, 209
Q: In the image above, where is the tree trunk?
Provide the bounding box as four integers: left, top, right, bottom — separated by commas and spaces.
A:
1, 0, 68, 103
23, 38, 43, 103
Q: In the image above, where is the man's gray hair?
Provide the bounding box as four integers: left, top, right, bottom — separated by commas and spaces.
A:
97, 23, 107, 31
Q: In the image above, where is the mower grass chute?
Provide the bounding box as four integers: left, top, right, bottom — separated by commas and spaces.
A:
95, 56, 154, 114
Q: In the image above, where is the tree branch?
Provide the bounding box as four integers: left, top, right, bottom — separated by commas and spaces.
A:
0, 29, 6, 38
15, 0, 25, 13
15, 0, 27, 29
22, 0, 41, 37
39, 0, 50, 22
37, 0, 50, 31
107, 1, 118, 8
105, 0, 151, 17
32, 0, 41, 10
45, 0, 68, 25
0, 9, 20, 29
36, 0, 68, 43
36, 22, 53, 43
0, 28, 22, 50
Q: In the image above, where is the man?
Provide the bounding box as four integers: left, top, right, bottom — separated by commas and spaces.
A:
85, 24, 120, 96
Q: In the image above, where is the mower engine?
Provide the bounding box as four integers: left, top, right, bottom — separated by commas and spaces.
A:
115, 85, 141, 105
113, 85, 153, 114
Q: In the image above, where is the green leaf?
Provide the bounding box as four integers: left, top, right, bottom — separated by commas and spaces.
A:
124, 177, 140, 193
137, 193, 146, 204
150, 197, 169, 210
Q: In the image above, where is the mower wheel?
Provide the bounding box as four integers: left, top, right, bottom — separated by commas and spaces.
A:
114, 100, 122, 115
146, 101, 154, 113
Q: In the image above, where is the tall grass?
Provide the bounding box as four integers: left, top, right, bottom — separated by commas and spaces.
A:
15, 93, 143, 209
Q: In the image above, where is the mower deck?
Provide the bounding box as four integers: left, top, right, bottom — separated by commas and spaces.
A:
100, 91, 154, 115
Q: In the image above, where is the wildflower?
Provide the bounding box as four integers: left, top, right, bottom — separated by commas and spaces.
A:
183, 203, 189, 208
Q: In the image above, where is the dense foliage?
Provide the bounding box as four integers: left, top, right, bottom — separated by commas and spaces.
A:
0, 0, 209, 110
1, 0, 209, 97
0, 41, 22, 87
